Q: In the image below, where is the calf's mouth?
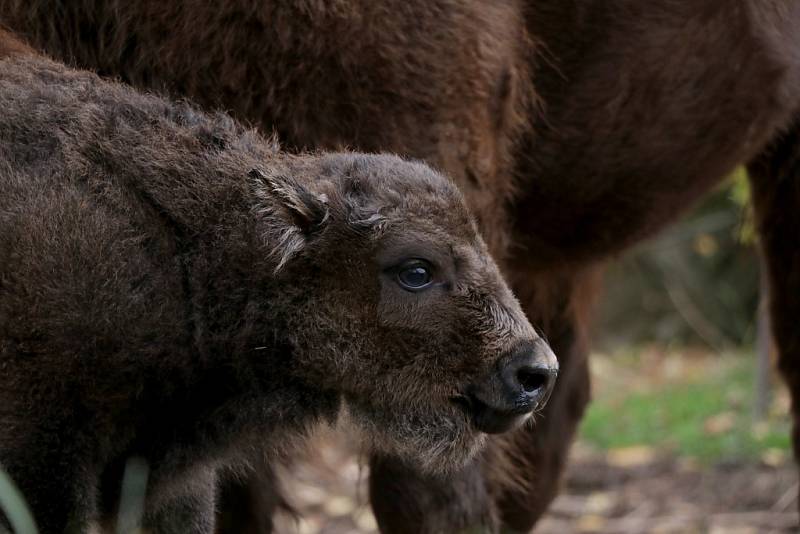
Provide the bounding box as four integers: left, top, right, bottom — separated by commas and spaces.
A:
451, 392, 535, 434
452, 340, 558, 434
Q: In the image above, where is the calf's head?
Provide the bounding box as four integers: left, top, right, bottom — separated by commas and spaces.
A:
250, 153, 557, 473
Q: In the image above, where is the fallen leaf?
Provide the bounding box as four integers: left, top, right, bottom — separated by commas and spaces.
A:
353, 509, 378, 531
761, 448, 787, 467
607, 446, 657, 467
322, 495, 356, 517
577, 514, 607, 532
704, 411, 735, 435
295, 517, 320, 534
585, 491, 615, 514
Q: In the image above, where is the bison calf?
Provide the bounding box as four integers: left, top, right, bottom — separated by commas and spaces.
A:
0, 43, 557, 532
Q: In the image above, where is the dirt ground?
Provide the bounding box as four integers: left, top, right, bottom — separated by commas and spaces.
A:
271, 433, 798, 534
537, 444, 798, 534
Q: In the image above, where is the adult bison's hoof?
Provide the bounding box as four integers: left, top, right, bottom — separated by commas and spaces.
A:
458, 340, 558, 434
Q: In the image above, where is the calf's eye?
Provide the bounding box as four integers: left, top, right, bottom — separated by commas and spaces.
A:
397, 261, 434, 291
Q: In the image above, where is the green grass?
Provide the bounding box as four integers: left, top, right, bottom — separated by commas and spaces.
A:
0, 457, 148, 534
580, 354, 791, 463
0, 464, 37, 534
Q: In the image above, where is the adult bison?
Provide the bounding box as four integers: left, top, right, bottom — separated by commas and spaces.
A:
3, 1, 799, 532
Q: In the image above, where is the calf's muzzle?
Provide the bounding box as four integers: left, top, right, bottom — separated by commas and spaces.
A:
464, 339, 558, 434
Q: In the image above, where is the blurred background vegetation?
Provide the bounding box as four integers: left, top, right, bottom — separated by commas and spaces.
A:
595, 168, 758, 351
582, 168, 791, 466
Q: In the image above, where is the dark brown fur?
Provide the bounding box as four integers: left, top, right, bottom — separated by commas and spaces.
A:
2, 1, 800, 531
0, 42, 553, 532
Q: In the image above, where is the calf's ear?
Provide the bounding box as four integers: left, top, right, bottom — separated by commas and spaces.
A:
249, 168, 329, 232
249, 167, 329, 271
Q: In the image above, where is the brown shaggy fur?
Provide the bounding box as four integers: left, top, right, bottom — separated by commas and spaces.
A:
0, 40, 556, 532
3, 1, 800, 531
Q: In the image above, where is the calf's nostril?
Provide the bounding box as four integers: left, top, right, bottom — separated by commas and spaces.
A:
517, 367, 548, 394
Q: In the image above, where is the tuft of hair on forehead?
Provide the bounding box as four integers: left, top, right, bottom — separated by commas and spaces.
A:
249, 152, 477, 272
322, 153, 473, 235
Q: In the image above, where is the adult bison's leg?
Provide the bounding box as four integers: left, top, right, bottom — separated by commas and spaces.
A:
215, 458, 288, 534
144, 471, 216, 534
487, 265, 598, 531
748, 115, 800, 487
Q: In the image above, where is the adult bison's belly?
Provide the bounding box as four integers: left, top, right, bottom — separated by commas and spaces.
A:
514, 0, 800, 266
